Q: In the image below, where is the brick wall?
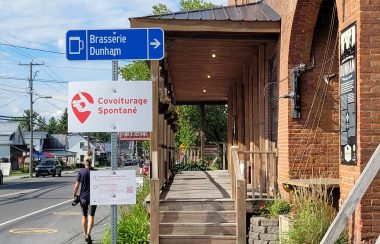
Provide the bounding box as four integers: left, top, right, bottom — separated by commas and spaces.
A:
229, 0, 380, 241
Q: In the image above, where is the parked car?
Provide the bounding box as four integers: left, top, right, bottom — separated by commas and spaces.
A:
123, 159, 134, 166
141, 162, 150, 175
35, 159, 62, 177
0, 169, 3, 184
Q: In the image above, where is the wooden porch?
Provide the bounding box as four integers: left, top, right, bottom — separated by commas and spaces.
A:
131, 2, 281, 243
146, 167, 276, 244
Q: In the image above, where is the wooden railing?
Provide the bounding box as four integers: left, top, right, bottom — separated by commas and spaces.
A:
238, 149, 278, 199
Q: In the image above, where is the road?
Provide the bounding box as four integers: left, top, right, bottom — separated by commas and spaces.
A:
0, 166, 139, 244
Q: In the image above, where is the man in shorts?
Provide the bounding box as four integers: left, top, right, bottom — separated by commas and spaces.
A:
73, 156, 97, 243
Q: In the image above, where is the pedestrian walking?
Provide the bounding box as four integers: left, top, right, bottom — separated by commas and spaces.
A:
73, 156, 97, 243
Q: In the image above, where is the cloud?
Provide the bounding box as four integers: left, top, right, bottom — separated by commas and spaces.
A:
0, 0, 227, 119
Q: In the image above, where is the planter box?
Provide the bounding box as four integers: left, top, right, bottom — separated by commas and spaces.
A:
279, 215, 294, 244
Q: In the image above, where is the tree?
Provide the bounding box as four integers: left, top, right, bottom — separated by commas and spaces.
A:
152, 3, 172, 15
47, 117, 58, 134
175, 105, 227, 149
119, 61, 150, 81
179, 0, 217, 10
57, 108, 68, 134
17, 109, 40, 131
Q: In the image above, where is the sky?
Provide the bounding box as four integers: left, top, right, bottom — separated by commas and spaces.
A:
0, 0, 227, 121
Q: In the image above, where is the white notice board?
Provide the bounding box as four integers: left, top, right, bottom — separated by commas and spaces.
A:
90, 170, 136, 205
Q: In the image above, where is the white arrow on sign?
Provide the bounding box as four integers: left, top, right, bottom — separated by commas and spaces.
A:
150, 39, 161, 49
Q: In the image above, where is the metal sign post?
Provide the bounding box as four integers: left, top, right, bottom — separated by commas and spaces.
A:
111, 60, 118, 244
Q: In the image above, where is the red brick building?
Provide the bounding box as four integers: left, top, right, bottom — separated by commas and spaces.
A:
229, 0, 380, 242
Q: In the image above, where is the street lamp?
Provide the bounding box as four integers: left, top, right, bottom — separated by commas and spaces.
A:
29, 95, 52, 178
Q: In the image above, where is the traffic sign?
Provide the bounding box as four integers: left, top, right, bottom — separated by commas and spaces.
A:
66, 28, 164, 61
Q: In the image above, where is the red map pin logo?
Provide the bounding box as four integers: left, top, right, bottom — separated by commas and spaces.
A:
71, 92, 94, 123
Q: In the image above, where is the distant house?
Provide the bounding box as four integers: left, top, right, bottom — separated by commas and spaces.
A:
23, 131, 49, 153
67, 134, 96, 165
0, 122, 26, 170
43, 134, 76, 166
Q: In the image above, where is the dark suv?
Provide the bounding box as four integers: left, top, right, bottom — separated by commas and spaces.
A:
35, 160, 62, 177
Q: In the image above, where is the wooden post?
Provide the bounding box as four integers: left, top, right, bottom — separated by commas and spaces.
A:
200, 104, 205, 159
249, 64, 254, 197
236, 179, 247, 244
150, 61, 159, 244
259, 44, 266, 196
253, 54, 260, 195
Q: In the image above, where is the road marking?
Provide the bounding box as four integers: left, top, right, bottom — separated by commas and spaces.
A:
0, 189, 39, 198
53, 211, 81, 216
0, 199, 72, 228
9, 228, 58, 234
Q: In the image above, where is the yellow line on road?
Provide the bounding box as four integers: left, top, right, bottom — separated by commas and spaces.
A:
9, 228, 58, 234
53, 211, 81, 216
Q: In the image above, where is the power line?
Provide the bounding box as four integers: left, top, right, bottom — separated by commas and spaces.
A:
0, 42, 64, 54
0, 96, 26, 109
0, 87, 29, 94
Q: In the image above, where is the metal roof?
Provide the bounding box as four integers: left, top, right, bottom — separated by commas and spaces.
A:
0, 122, 20, 134
133, 1, 280, 22
23, 131, 49, 140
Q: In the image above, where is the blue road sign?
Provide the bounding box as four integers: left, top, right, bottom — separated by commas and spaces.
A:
66, 28, 164, 61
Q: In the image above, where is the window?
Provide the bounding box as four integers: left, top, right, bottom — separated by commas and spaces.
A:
80, 142, 85, 149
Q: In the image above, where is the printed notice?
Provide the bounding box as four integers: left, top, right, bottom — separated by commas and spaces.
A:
90, 170, 136, 205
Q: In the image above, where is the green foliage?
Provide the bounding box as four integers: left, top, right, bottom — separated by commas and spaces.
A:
180, 0, 218, 11
119, 61, 150, 81
175, 105, 227, 149
152, 3, 172, 14
56, 108, 68, 134
103, 179, 150, 244
47, 117, 58, 134
172, 159, 208, 174
265, 198, 292, 218
283, 187, 347, 244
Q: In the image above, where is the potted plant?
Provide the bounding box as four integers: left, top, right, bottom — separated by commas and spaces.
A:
159, 95, 171, 114
164, 104, 176, 120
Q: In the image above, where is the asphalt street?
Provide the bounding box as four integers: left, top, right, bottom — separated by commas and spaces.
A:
0, 165, 140, 244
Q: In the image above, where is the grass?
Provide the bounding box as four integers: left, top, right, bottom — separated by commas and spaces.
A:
103, 178, 150, 244
282, 186, 348, 244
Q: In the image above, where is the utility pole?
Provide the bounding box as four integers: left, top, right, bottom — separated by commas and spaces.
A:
19, 61, 44, 178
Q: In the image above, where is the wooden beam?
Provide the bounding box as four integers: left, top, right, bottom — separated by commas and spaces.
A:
150, 61, 159, 153
249, 64, 255, 197
258, 44, 266, 196
130, 19, 280, 33
253, 55, 260, 194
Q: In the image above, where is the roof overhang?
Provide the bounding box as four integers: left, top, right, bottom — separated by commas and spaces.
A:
129, 2, 280, 103
131, 19, 280, 34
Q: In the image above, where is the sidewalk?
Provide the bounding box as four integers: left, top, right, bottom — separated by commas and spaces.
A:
3, 169, 78, 182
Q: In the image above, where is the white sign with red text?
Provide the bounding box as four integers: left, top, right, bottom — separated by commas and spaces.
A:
68, 81, 152, 132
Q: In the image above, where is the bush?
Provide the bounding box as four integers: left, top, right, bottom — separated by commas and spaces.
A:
283, 186, 347, 244
103, 179, 150, 244
265, 198, 292, 218
172, 159, 208, 174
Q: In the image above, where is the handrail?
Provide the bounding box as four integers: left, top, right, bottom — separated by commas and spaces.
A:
321, 143, 380, 243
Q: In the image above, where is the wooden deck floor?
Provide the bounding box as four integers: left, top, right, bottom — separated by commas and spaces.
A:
161, 170, 232, 200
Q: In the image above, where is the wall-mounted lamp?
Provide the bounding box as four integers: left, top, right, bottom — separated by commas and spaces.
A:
207, 74, 211, 79
203, 88, 207, 93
